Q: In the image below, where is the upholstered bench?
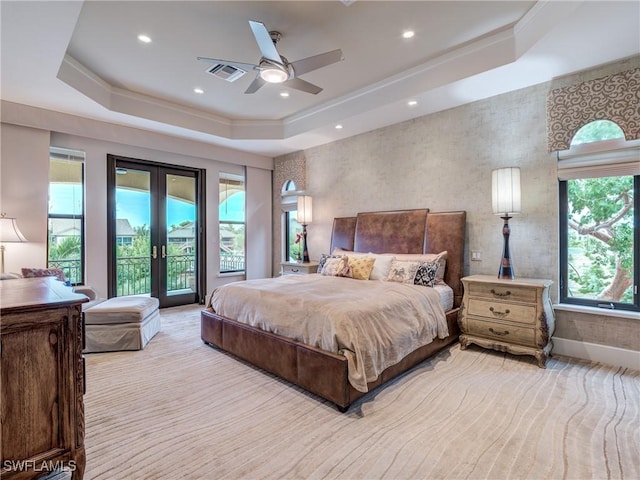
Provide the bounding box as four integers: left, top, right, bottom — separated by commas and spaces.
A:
83, 296, 161, 353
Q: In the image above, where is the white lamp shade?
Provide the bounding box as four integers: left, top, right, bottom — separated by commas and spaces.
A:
0, 216, 27, 242
492, 167, 521, 215
296, 196, 313, 224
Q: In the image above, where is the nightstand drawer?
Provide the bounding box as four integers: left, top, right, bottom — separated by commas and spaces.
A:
468, 298, 536, 325
468, 282, 536, 303
466, 317, 536, 346
281, 262, 318, 275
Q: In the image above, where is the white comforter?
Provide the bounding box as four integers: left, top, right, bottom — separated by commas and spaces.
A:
208, 274, 449, 392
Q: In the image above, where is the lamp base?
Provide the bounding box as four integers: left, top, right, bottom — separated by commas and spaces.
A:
301, 225, 310, 263
498, 215, 515, 280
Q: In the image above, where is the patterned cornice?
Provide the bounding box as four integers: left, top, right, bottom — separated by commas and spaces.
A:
546, 67, 640, 152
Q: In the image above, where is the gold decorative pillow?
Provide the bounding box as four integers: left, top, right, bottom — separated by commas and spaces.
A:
347, 256, 376, 280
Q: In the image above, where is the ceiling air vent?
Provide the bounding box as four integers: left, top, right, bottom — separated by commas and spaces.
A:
206, 64, 247, 83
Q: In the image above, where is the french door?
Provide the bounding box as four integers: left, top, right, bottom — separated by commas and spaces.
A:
107, 155, 205, 307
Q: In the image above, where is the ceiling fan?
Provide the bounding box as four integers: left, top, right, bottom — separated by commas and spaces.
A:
198, 20, 344, 95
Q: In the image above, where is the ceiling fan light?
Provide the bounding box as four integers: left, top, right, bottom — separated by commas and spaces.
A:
260, 67, 288, 83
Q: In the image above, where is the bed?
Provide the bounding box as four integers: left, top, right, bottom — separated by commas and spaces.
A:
201, 209, 466, 411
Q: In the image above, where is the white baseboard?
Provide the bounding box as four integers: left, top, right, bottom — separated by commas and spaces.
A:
553, 337, 640, 371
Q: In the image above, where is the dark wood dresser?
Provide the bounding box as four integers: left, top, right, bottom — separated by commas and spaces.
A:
1, 277, 88, 479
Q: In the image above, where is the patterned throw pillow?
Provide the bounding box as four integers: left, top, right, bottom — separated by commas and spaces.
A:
414, 261, 439, 287
336, 256, 353, 278
21, 267, 66, 282
347, 256, 376, 280
318, 253, 341, 271
386, 260, 421, 284
391, 251, 448, 285
320, 257, 344, 276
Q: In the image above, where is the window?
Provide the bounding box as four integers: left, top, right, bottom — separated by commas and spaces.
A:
281, 180, 302, 262
559, 120, 639, 312
219, 173, 245, 273
48, 147, 85, 285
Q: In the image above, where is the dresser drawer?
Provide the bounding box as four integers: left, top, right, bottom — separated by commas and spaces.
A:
467, 298, 536, 325
466, 317, 536, 346
467, 282, 536, 303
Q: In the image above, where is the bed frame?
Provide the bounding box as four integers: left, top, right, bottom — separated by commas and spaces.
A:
201, 209, 466, 411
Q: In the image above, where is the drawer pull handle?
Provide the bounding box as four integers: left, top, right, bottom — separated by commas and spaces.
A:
291, 268, 299, 273
489, 327, 510, 336
491, 289, 511, 298
489, 307, 510, 318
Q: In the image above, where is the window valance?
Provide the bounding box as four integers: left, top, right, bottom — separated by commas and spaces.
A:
546, 67, 640, 152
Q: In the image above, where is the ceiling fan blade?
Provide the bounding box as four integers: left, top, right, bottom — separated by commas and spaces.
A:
284, 77, 323, 95
290, 49, 344, 76
244, 75, 266, 94
248, 20, 282, 64
197, 57, 259, 71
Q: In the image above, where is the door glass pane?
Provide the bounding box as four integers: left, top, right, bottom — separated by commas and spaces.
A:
166, 174, 196, 295
115, 168, 151, 296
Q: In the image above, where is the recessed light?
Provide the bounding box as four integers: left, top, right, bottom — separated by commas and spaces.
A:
335, 124, 343, 129
137, 34, 152, 43
402, 30, 415, 39
408, 100, 418, 107
280, 92, 290, 98
194, 88, 204, 94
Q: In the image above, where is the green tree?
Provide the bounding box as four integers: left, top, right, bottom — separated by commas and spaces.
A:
567, 176, 633, 302
49, 236, 81, 260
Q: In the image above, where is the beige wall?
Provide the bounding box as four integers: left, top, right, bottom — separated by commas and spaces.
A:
0, 123, 51, 273
1, 109, 273, 300
274, 58, 639, 358
276, 82, 557, 287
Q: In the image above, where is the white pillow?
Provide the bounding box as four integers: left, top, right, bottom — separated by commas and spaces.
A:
367, 254, 395, 281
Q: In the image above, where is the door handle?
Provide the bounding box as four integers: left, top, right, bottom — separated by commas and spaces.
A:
152, 246, 157, 259
162, 245, 167, 259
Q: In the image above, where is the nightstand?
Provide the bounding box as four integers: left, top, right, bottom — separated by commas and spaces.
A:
458, 274, 555, 368
280, 261, 319, 275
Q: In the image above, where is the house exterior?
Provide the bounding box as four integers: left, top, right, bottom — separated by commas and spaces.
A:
115, 219, 136, 247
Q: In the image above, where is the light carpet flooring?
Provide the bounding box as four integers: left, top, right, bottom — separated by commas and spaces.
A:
83, 304, 639, 480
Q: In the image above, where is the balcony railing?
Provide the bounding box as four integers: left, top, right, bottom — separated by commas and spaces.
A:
116, 254, 197, 296
48, 259, 82, 285
50, 252, 244, 295
116, 255, 151, 296
220, 253, 245, 273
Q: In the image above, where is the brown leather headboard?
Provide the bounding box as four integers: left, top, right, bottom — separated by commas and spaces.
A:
330, 209, 467, 308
